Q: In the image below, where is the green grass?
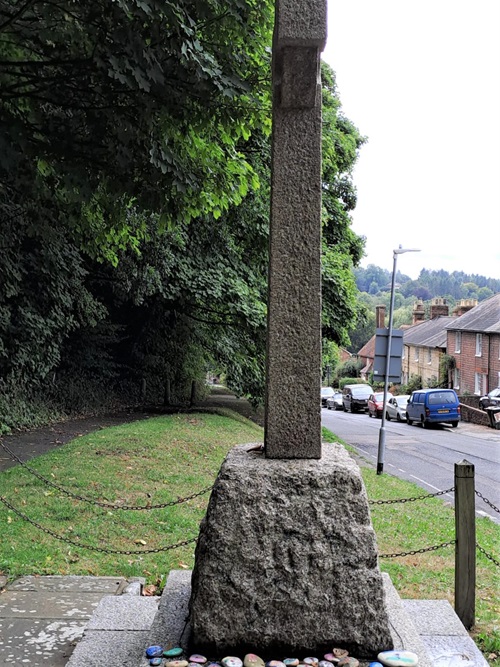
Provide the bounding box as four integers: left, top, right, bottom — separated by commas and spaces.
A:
1, 416, 498, 661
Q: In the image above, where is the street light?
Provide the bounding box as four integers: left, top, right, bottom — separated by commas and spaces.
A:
377, 245, 421, 475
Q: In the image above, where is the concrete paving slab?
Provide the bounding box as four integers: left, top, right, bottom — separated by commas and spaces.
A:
6, 575, 130, 593
0, 575, 144, 667
0, 591, 105, 618
0, 617, 85, 666
66, 629, 150, 667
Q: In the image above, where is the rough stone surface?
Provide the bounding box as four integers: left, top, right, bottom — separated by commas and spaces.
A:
264, 0, 325, 460
189, 443, 393, 657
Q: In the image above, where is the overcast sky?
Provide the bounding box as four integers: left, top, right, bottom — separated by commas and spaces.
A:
323, 0, 500, 280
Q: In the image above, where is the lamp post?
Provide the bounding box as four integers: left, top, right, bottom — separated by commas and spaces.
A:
377, 245, 421, 475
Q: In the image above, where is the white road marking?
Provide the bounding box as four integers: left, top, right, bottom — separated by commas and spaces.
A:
410, 475, 441, 491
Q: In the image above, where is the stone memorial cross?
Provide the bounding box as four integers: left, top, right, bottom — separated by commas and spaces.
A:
265, 0, 327, 459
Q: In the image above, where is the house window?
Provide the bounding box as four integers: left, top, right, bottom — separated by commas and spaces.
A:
474, 373, 481, 395
476, 333, 482, 357
427, 348, 432, 364
453, 369, 460, 390
455, 332, 461, 353
415, 347, 420, 361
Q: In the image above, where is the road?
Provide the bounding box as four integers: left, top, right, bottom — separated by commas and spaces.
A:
321, 407, 500, 523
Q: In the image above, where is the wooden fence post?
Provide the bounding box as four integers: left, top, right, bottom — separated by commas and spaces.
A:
455, 459, 476, 629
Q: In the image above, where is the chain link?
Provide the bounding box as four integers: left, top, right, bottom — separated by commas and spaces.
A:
379, 540, 456, 558
369, 488, 455, 505
475, 490, 500, 514
476, 542, 500, 567
0, 439, 212, 510
0, 495, 198, 554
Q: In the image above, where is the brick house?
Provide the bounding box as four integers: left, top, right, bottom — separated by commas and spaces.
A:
445, 293, 500, 395
402, 315, 454, 387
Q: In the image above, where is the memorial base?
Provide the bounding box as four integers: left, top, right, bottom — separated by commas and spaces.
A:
189, 443, 394, 658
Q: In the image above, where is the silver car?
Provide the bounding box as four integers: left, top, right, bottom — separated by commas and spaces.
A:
385, 394, 410, 422
326, 392, 343, 410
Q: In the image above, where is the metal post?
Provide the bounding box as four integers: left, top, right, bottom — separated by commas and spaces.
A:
377, 245, 420, 475
377, 252, 398, 475
454, 459, 476, 628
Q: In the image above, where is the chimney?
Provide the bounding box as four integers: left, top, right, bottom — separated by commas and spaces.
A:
430, 297, 449, 319
376, 305, 386, 328
453, 299, 478, 317
412, 299, 425, 324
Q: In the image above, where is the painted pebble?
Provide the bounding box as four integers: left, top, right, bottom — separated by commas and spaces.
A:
338, 658, 359, 667
244, 655, 265, 667
206, 662, 222, 667
369, 663, 384, 667
304, 659, 319, 667
150, 660, 163, 667
320, 661, 335, 667
377, 651, 419, 667
190, 657, 207, 664
223, 658, 243, 667
324, 655, 339, 664
266, 662, 286, 667
284, 661, 299, 667
165, 660, 188, 667
164, 649, 184, 658
333, 651, 349, 660
147, 646, 164, 658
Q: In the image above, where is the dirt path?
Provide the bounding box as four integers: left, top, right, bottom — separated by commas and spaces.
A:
0, 394, 264, 473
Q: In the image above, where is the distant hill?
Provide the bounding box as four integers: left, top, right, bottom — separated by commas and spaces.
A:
354, 266, 500, 302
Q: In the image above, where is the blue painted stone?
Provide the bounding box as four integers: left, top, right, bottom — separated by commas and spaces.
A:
369, 663, 384, 667
284, 661, 299, 667
164, 649, 184, 658
146, 646, 164, 658
377, 652, 419, 667
150, 660, 163, 667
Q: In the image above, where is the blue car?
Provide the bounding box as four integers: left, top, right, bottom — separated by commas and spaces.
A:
406, 388, 460, 428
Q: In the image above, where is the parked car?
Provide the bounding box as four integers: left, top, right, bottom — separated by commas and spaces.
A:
342, 384, 373, 413
406, 388, 460, 428
326, 392, 343, 411
367, 392, 385, 418
321, 387, 336, 407
386, 394, 410, 422
479, 387, 500, 410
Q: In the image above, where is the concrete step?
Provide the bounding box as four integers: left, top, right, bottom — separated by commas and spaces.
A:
66, 571, 489, 667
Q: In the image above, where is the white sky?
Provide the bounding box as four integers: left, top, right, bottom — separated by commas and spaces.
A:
323, 0, 500, 280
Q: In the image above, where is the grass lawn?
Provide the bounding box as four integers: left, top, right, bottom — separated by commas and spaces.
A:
1, 411, 498, 661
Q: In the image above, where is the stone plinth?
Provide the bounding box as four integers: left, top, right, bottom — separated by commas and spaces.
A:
189, 443, 393, 657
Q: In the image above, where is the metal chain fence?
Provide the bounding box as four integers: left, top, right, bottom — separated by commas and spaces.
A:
1, 436, 498, 569
0, 494, 199, 555
379, 541, 456, 559
475, 489, 500, 514
369, 488, 455, 505
0, 439, 212, 510
476, 542, 500, 567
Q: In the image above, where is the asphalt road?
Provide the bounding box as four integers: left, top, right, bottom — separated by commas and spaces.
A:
321, 406, 500, 523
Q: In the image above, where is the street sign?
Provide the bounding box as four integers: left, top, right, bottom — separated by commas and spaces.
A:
373, 328, 403, 383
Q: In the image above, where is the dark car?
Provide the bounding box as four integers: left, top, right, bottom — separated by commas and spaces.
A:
342, 384, 373, 413
326, 392, 343, 410
368, 392, 385, 418
479, 387, 500, 410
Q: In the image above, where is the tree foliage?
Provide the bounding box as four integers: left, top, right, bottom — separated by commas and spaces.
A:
0, 3, 366, 426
